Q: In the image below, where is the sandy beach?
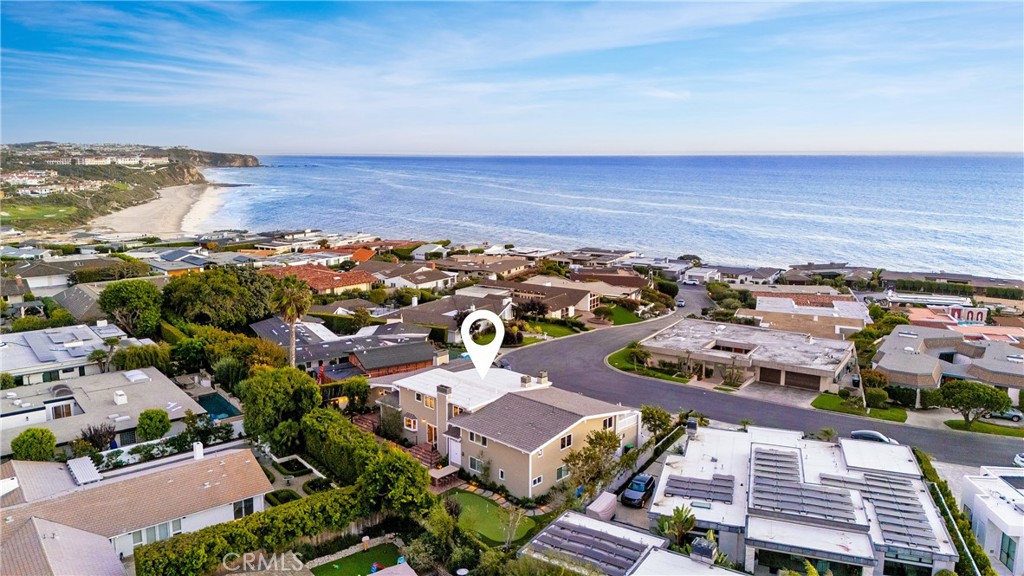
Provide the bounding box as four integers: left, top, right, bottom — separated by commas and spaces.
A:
89, 184, 222, 237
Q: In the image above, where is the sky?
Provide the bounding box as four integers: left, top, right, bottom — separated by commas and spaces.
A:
1, 1, 1022, 155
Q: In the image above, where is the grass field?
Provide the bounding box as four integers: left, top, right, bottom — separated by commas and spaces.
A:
609, 305, 641, 325
607, 348, 690, 384
944, 419, 1024, 437
472, 332, 496, 345
811, 393, 908, 423
2, 204, 79, 221
310, 544, 401, 576
532, 322, 575, 338
449, 490, 535, 545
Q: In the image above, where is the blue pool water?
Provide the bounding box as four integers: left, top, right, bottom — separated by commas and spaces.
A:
196, 393, 241, 420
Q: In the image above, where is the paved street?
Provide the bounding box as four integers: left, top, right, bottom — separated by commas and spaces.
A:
502, 314, 1023, 468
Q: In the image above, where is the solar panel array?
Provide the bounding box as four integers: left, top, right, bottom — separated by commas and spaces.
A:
663, 473, 735, 504
750, 448, 859, 527
529, 518, 649, 576
821, 472, 939, 551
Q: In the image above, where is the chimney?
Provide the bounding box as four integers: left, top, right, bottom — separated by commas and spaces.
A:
469, 304, 476, 312
411, 296, 418, 307
520, 375, 532, 387
193, 442, 204, 460
113, 390, 127, 405
539, 371, 549, 385
14, 276, 22, 287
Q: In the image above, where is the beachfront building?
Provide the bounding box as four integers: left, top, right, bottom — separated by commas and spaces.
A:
783, 262, 875, 286
640, 319, 857, 392
0, 447, 271, 572
960, 466, 1024, 575
0, 322, 130, 386
411, 243, 450, 260
735, 296, 871, 340
871, 326, 1024, 405
554, 247, 638, 269
704, 264, 784, 285
433, 255, 532, 281
649, 425, 959, 576
0, 367, 205, 457
616, 256, 691, 280
682, 267, 722, 285
447, 385, 640, 499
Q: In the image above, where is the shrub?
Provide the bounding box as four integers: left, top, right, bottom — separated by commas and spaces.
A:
11, 428, 56, 461
655, 279, 679, 298
265, 489, 302, 506
137, 408, 172, 441
920, 388, 940, 409
261, 465, 276, 484
160, 320, 186, 345
885, 385, 918, 408
213, 356, 248, 395
1, 373, 15, 390
865, 388, 889, 409
860, 368, 888, 388
302, 477, 333, 495
837, 388, 851, 400
301, 408, 378, 484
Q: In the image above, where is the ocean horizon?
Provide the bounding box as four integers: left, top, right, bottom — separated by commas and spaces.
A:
198, 154, 1024, 279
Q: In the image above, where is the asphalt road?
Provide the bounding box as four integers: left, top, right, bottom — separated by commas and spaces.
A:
502, 314, 1023, 468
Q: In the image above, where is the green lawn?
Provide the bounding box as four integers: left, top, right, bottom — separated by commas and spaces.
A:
607, 348, 690, 384
609, 305, 641, 325
522, 337, 543, 345
533, 322, 575, 338
472, 332, 496, 345
2, 204, 79, 221
714, 386, 738, 393
944, 420, 1024, 437
449, 490, 535, 546
811, 393, 907, 423
311, 544, 401, 576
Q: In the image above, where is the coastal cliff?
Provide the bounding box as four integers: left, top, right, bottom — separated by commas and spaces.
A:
167, 148, 260, 167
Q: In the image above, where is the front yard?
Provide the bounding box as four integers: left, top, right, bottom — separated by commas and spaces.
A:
531, 321, 576, 338
448, 490, 536, 547
608, 305, 642, 325
310, 543, 401, 576
811, 393, 907, 423
944, 419, 1024, 437
607, 348, 691, 385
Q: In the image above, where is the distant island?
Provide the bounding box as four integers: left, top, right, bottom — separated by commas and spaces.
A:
0, 142, 259, 231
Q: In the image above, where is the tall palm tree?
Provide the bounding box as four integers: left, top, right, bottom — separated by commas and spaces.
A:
270, 275, 312, 368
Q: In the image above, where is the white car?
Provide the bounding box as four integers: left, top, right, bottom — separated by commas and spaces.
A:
1015, 452, 1024, 468
676, 299, 686, 307
681, 280, 699, 285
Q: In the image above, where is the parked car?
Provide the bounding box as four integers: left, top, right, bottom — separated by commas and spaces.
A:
681, 279, 699, 285
1014, 452, 1024, 468
984, 407, 1023, 422
675, 298, 686, 307
620, 473, 656, 508
850, 430, 899, 445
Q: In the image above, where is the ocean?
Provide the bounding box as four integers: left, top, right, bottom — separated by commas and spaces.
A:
199, 155, 1024, 278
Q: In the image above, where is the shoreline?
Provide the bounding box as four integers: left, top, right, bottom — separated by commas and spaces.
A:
88, 183, 222, 237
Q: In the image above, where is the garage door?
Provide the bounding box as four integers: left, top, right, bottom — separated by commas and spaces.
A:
785, 371, 821, 391
760, 368, 782, 384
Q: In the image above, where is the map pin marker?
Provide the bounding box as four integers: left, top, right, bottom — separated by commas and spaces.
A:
461, 309, 505, 380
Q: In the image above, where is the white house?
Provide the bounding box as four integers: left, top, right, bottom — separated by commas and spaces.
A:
0, 322, 132, 386
682, 267, 721, 284
0, 447, 271, 571
961, 466, 1023, 575
411, 244, 449, 261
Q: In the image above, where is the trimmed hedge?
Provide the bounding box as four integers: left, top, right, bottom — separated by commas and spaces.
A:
303, 477, 333, 495
865, 387, 889, 409
913, 449, 997, 576
271, 459, 312, 477
160, 320, 186, 345
920, 388, 940, 409
885, 386, 918, 408
265, 489, 302, 507
135, 488, 365, 576
301, 408, 378, 485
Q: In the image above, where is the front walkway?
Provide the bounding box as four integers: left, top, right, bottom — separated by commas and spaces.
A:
460, 483, 554, 517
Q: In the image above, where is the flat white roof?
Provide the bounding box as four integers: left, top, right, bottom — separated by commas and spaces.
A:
651, 425, 958, 560
964, 467, 1024, 536
392, 368, 550, 411
556, 510, 666, 548
0, 323, 127, 374
839, 438, 920, 477
628, 547, 742, 576
746, 516, 876, 564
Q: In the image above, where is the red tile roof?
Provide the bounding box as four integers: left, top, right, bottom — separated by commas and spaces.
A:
260, 265, 377, 292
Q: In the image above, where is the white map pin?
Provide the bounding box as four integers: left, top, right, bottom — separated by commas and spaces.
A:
460, 309, 505, 380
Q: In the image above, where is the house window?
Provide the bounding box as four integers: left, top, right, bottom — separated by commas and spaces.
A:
415, 392, 423, 402
469, 457, 484, 474
157, 523, 170, 540
424, 396, 436, 410
602, 417, 614, 430
120, 429, 136, 447
61, 367, 76, 374
51, 404, 71, 419
556, 465, 570, 481
404, 418, 418, 432
532, 476, 543, 487
234, 498, 254, 519
1000, 533, 1017, 571
131, 530, 143, 547
172, 519, 182, 535
451, 405, 463, 417
145, 526, 157, 543
469, 432, 487, 446
560, 434, 573, 450
498, 469, 505, 480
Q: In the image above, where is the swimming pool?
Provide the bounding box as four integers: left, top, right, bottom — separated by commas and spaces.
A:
196, 393, 241, 420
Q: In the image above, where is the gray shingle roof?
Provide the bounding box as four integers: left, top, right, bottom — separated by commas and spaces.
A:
448, 388, 630, 452
351, 341, 436, 370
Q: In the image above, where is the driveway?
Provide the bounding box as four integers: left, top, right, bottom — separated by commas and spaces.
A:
674, 284, 714, 315
501, 319, 1024, 468
734, 381, 818, 409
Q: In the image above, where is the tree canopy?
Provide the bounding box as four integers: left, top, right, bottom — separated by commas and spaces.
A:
238, 367, 322, 446
937, 379, 1012, 430
640, 404, 673, 441
562, 428, 622, 500
137, 408, 172, 441
356, 443, 432, 516
11, 428, 56, 461
98, 279, 163, 337
163, 267, 275, 330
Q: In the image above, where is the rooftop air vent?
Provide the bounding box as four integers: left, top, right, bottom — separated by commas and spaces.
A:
1007, 354, 1024, 364
897, 331, 918, 338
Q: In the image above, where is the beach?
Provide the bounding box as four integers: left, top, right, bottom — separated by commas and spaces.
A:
89, 183, 221, 237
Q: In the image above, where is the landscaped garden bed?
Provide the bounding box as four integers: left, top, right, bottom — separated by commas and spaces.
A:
272, 458, 312, 477
310, 543, 401, 576
265, 489, 302, 507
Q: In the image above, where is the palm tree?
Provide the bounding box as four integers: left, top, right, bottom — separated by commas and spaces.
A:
88, 349, 110, 373
270, 275, 312, 368
655, 504, 696, 549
